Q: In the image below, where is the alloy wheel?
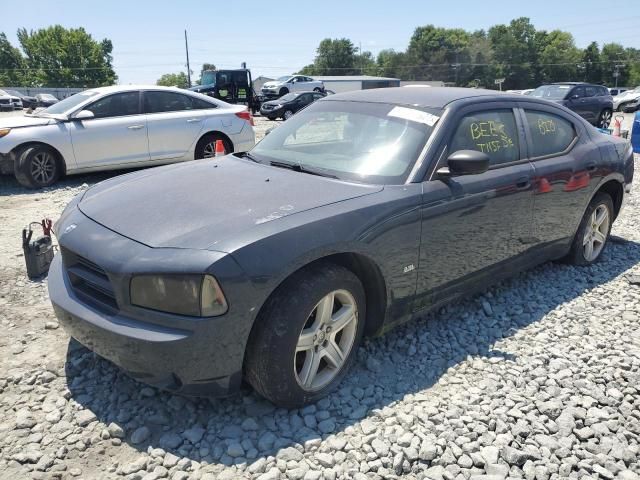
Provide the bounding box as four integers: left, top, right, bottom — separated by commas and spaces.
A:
202, 142, 216, 158
599, 110, 612, 128
30, 152, 56, 185
583, 204, 610, 261
294, 289, 358, 391
284, 110, 293, 120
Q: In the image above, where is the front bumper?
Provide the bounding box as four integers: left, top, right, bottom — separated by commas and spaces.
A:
0, 152, 15, 175
49, 208, 257, 396
260, 106, 284, 117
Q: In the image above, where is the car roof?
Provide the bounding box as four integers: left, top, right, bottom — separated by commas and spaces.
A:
551, 82, 605, 87
84, 85, 191, 95
324, 87, 521, 109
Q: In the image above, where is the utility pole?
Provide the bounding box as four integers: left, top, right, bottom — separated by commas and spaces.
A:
184, 29, 191, 88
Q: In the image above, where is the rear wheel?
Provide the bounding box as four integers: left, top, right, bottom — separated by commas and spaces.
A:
14, 145, 61, 188
564, 192, 613, 265
597, 109, 612, 128
245, 263, 366, 408
283, 109, 293, 120
267, 116, 277, 121
194, 133, 233, 159
279, 87, 289, 97
313, 87, 322, 92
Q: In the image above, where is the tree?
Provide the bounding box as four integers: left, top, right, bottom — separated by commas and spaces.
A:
538, 30, 581, 83
376, 49, 405, 78
301, 38, 359, 75
488, 18, 540, 89
404, 25, 471, 83
17, 25, 116, 87
196, 63, 216, 85
601, 43, 628, 87
0, 32, 26, 86
581, 42, 602, 84
156, 72, 189, 88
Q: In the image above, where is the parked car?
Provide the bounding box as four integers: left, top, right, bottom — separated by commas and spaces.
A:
260, 91, 327, 120
613, 86, 640, 112
0, 85, 255, 188
622, 99, 640, 113
49, 87, 633, 407
609, 87, 630, 97
0, 89, 21, 111
531, 83, 613, 128
35, 93, 59, 108
5, 89, 37, 109
261, 75, 324, 98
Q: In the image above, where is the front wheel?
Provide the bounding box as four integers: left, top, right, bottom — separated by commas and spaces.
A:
245, 263, 366, 408
564, 192, 613, 265
283, 109, 293, 120
14, 145, 61, 188
597, 109, 612, 129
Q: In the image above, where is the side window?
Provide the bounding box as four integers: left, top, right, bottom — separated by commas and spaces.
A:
585, 86, 597, 97
449, 109, 520, 166
190, 96, 217, 110
86, 92, 140, 119
524, 110, 576, 158
572, 87, 585, 98
313, 93, 324, 100
299, 93, 312, 104
144, 91, 192, 113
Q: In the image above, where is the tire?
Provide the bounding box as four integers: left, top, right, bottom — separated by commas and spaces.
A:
245, 263, 366, 408
283, 110, 294, 120
194, 133, 233, 159
279, 87, 289, 97
267, 116, 277, 121
313, 87, 322, 92
564, 192, 614, 266
597, 109, 612, 129
14, 145, 61, 188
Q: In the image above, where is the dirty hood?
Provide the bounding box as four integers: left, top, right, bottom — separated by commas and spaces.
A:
78, 157, 382, 250
0, 115, 54, 128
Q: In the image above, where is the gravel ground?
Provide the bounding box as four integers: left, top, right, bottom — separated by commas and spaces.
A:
0, 112, 639, 480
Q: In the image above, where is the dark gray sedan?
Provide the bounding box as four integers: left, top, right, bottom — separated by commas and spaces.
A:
49, 87, 634, 407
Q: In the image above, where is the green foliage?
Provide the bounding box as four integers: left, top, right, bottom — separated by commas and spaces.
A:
0, 33, 25, 86
15, 25, 116, 87
302, 18, 639, 89
156, 72, 189, 88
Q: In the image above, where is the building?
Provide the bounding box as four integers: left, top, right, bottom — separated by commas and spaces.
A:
313, 75, 400, 93
252, 76, 273, 93
400, 81, 445, 88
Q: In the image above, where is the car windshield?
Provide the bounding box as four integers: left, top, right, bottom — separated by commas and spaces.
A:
0, 89, 8, 96
279, 93, 299, 102
40, 91, 98, 115
531, 85, 572, 100
200, 71, 216, 86
277, 76, 293, 82
6, 90, 20, 96
251, 100, 439, 185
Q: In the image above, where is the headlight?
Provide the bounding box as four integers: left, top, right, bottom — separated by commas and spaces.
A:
0, 128, 11, 138
130, 274, 228, 317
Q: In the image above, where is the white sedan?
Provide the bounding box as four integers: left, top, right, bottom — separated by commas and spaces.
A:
0, 85, 256, 188
261, 75, 324, 98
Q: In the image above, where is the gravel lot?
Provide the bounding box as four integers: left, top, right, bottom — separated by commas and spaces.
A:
0, 110, 639, 480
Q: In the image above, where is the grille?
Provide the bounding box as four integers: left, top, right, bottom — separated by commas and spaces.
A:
262, 105, 274, 110
61, 248, 118, 312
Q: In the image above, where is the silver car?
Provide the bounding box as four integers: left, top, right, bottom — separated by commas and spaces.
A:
261, 75, 324, 98
0, 85, 256, 188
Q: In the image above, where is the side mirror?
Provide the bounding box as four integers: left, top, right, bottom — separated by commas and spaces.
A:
437, 150, 490, 176
570, 94, 580, 100
73, 110, 94, 120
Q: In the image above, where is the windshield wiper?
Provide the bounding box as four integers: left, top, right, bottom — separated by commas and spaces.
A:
269, 160, 338, 179
239, 152, 261, 163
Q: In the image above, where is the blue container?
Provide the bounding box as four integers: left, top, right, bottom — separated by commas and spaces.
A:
632, 111, 640, 154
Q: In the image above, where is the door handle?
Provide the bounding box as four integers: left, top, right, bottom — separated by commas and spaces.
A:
127, 125, 144, 130
515, 177, 531, 190
186, 118, 202, 123
586, 163, 597, 172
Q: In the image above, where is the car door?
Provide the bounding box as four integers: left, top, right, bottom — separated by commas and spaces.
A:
68, 91, 150, 169
519, 104, 602, 251
290, 76, 305, 93
414, 103, 535, 310
567, 86, 593, 122
583, 86, 602, 122
143, 90, 209, 160
294, 93, 313, 113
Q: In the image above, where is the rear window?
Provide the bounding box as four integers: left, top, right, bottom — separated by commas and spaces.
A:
524, 110, 576, 158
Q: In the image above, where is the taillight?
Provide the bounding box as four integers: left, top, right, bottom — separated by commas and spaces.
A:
235, 110, 254, 126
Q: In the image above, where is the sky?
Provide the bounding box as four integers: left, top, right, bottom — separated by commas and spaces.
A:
1, 0, 638, 85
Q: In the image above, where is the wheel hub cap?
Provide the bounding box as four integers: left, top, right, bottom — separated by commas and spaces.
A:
294, 289, 358, 391
582, 204, 610, 262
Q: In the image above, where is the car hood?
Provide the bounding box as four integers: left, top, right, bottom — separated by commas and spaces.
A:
78, 157, 382, 250
262, 81, 282, 88
0, 115, 54, 128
